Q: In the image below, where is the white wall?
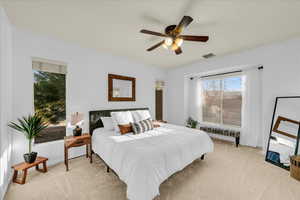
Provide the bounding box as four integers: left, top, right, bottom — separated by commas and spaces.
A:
0, 7, 13, 200
165, 37, 300, 149
12, 28, 166, 166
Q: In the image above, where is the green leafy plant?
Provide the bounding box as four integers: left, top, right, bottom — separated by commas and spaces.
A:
8, 114, 48, 153
186, 117, 198, 128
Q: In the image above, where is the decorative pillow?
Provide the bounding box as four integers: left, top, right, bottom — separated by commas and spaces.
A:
111, 111, 134, 132
118, 124, 133, 135
131, 118, 154, 134
100, 117, 114, 130
111, 117, 120, 132
131, 110, 152, 122
153, 124, 160, 128
152, 121, 161, 128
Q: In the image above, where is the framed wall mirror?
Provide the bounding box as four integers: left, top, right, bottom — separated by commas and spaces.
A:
266, 96, 300, 170
108, 74, 136, 101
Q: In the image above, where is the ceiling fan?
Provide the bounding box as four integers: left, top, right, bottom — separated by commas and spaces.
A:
140, 16, 209, 55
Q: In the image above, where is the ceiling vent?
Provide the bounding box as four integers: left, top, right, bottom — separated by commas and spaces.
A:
203, 53, 215, 59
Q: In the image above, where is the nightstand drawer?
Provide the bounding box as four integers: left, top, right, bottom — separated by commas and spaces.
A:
70, 138, 90, 147
76, 140, 84, 144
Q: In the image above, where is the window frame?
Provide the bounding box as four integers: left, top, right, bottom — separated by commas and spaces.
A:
32, 59, 67, 144
200, 73, 243, 129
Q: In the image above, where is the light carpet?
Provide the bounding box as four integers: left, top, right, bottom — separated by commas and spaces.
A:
5, 140, 300, 200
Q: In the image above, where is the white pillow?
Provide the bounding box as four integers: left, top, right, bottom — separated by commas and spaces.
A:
131, 110, 152, 122
100, 117, 114, 130
110, 111, 134, 132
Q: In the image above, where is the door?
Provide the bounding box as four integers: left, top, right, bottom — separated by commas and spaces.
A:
155, 90, 163, 120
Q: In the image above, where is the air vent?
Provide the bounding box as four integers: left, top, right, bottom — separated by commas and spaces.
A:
203, 53, 215, 59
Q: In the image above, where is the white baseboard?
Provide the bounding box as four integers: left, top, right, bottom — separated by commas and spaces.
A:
1, 172, 13, 200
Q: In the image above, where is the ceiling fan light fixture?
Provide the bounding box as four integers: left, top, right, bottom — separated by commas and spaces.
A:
171, 43, 179, 51
140, 16, 209, 55
164, 37, 173, 46
162, 43, 168, 49
175, 38, 183, 46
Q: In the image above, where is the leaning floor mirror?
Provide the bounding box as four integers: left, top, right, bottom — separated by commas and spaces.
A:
266, 96, 300, 170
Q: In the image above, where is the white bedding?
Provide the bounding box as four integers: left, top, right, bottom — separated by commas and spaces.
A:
92, 123, 214, 200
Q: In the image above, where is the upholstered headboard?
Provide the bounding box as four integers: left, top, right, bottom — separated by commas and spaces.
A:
89, 108, 149, 135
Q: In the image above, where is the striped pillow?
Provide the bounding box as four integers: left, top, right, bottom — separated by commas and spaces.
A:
131, 118, 154, 134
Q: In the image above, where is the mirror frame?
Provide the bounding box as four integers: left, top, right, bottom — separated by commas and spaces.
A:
265, 96, 300, 170
108, 74, 136, 101
272, 116, 299, 139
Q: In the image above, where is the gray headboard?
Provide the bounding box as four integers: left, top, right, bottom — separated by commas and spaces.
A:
89, 107, 149, 135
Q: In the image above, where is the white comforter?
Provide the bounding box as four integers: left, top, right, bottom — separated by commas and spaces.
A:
92, 123, 214, 200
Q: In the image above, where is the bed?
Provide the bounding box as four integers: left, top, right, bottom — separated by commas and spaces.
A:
89, 108, 214, 200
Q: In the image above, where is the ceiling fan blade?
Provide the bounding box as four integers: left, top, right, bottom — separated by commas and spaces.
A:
140, 29, 167, 37
147, 41, 165, 51
175, 47, 182, 55
175, 16, 193, 33
180, 35, 209, 42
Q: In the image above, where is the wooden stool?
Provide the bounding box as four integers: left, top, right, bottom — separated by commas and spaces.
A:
11, 156, 48, 184
290, 155, 300, 181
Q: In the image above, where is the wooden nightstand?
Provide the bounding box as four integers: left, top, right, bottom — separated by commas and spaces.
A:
64, 133, 92, 171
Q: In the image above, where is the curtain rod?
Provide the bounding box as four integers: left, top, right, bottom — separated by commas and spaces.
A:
200, 70, 242, 79
190, 65, 263, 80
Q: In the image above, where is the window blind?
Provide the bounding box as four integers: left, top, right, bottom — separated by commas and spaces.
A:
32, 60, 67, 74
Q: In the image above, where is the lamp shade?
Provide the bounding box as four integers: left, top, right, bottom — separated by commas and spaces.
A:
71, 112, 84, 126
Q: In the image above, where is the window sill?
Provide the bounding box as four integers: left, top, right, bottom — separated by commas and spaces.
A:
34, 126, 66, 144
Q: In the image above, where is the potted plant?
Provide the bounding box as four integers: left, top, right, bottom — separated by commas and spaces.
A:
8, 114, 48, 163
186, 117, 198, 129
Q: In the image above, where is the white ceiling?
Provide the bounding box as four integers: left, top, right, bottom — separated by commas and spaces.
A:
2, 0, 300, 68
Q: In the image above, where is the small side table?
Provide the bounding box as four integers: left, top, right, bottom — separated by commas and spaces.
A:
11, 156, 48, 184
64, 133, 92, 171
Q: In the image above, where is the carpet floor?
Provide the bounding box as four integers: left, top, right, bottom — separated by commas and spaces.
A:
5, 140, 300, 200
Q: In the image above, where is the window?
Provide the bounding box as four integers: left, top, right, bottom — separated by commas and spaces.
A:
201, 74, 242, 127
33, 60, 67, 143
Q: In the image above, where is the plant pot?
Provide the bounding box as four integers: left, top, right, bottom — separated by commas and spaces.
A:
24, 152, 38, 163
